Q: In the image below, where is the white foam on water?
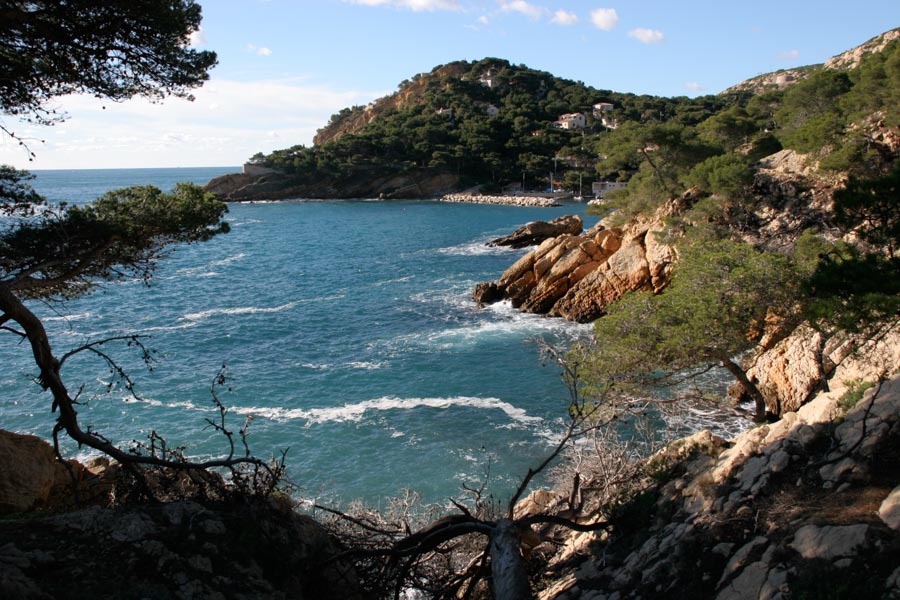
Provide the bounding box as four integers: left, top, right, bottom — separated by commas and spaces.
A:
300, 360, 386, 371
436, 240, 524, 257
422, 304, 590, 349
373, 275, 414, 287
344, 361, 387, 370
43, 311, 92, 323
122, 394, 206, 412
231, 395, 543, 426
182, 300, 300, 322
176, 253, 246, 277
300, 362, 333, 371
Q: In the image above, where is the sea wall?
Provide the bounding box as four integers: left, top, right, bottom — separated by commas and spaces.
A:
439, 193, 561, 207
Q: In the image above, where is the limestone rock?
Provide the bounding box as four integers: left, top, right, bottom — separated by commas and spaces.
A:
488, 215, 583, 248
472, 281, 502, 306
789, 524, 869, 560
878, 485, 900, 531
744, 323, 829, 415
475, 213, 674, 323
742, 319, 900, 417
0, 431, 79, 514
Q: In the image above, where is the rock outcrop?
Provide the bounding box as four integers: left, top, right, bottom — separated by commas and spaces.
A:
732, 320, 900, 417
536, 373, 900, 600
205, 168, 461, 201
474, 215, 676, 323
0, 431, 114, 514
0, 498, 360, 599
0, 433, 360, 599
487, 215, 583, 248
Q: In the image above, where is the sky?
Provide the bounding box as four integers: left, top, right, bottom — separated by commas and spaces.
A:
1, 0, 898, 170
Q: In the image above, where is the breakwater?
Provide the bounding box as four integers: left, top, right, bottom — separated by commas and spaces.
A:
439, 193, 561, 207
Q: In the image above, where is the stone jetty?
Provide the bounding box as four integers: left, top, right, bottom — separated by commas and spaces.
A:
439, 193, 560, 207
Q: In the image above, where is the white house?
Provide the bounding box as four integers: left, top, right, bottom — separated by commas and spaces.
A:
436, 107, 453, 118
591, 180, 628, 199
592, 102, 614, 117
554, 112, 586, 130
485, 104, 499, 117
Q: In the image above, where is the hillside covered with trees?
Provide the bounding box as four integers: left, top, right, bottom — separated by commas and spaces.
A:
240, 57, 732, 195
218, 28, 899, 207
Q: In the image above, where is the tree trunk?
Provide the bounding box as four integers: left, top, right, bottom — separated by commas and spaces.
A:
490, 519, 534, 600
719, 355, 768, 422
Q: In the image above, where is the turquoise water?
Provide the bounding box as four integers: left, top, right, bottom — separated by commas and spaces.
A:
3, 168, 605, 504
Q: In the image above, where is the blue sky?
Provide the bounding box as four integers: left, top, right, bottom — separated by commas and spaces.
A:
2, 0, 898, 170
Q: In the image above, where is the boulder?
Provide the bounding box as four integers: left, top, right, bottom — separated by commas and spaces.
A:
0, 430, 116, 514
472, 282, 502, 307
878, 485, 900, 531
0, 431, 76, 514
487, 215, 583, 248
551, 234, 653, 322
789, 524, 870, 560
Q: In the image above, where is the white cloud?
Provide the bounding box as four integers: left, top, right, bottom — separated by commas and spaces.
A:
628, 28, 664, 44
345, 0, 462, 10
499, 0, 548, 20
551, 10, 578, 26
188, 27, 207, 48
590, 8, 618, 31
0, 78, 385, 169
777, 49, 800, 60
246, 44, 273, 56
478, 15, 490, 24
684, 82, 704, 92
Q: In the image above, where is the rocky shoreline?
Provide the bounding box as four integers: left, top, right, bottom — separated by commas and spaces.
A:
473, 212, 674, 322
439, 193, 561, 207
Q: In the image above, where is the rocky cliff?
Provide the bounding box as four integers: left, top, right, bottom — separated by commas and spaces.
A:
724, 27, 900, 95
534, 369, 900, 599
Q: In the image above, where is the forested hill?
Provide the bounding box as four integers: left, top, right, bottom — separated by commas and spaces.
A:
221, 28, 899, 200
241, 57, 734, 196
309, 58, 713, 148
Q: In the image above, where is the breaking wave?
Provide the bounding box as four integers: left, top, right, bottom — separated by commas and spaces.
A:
231, 396, 542, 426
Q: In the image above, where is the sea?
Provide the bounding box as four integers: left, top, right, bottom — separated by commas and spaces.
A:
2, 167, 745, 506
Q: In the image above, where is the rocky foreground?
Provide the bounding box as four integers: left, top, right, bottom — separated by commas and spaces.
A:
535, 371, 900, 599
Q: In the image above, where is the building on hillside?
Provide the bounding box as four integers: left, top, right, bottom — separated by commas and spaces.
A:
592, 102, 614, 117
436, 107, 454, 118
479, 73, 496, 88
553, 112, 586, 130
485, 104, 499, 117
592, 180, 628, 199
601, 114, 619, 129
